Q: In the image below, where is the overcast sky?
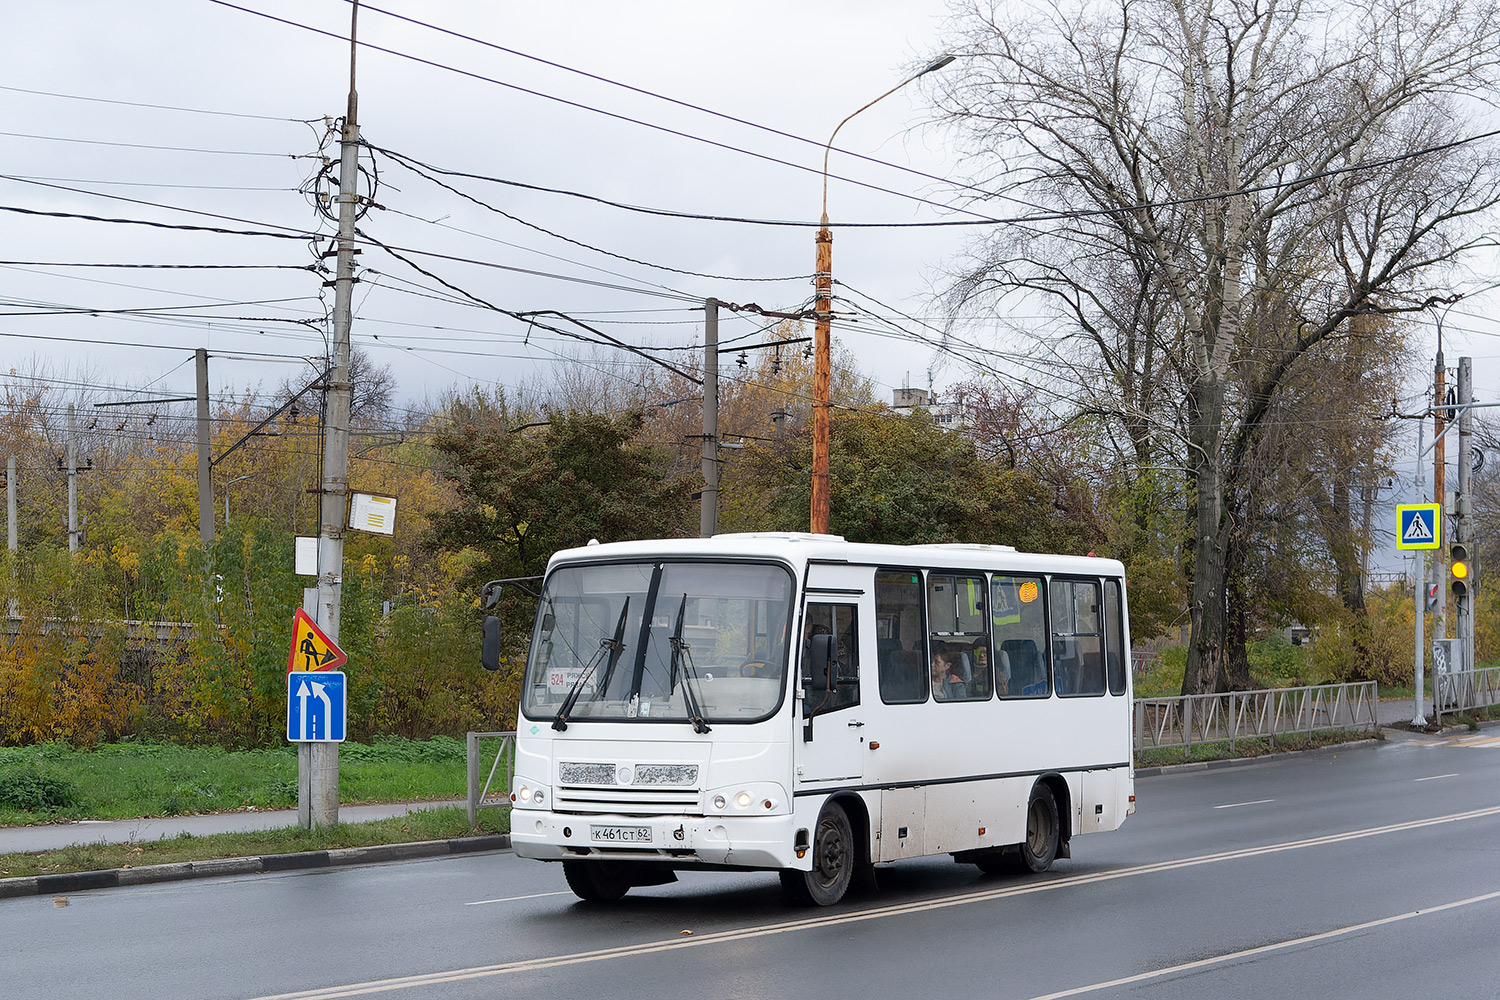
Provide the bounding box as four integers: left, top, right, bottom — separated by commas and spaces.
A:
1, 0, 998, 418
7, 0, 1500, 575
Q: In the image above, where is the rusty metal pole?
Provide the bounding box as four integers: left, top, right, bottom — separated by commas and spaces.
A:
809, 54, 955, 537
811, 225, 833, 534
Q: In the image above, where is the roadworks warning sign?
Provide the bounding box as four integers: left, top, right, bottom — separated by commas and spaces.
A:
288, 607, 348, 672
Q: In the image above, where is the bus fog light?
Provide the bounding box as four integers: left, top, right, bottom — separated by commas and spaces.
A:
713, 795, 727, 810
735, 792, 752, 808
533, 790, 544, 806
517, 786, 532, 803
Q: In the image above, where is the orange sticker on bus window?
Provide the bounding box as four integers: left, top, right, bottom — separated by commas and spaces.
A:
1018, 581, 1039, 604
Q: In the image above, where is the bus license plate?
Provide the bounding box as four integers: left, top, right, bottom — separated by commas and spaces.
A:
591, 825, 652, 844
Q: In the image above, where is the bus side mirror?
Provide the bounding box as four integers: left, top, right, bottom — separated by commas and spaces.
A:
808, 634, 837, 691
481, 615, 503, 672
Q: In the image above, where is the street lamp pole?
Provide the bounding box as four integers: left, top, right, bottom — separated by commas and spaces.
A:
810, 53, 955, 534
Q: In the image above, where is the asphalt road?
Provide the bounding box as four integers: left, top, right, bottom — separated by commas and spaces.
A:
7, 730, 1500, 1000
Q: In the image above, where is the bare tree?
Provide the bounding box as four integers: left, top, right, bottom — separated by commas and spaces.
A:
935, 0, 1500, 692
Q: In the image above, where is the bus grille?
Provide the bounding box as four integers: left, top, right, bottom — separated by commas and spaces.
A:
553, 785, 702, 816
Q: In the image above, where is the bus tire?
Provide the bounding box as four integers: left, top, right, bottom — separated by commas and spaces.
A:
780, 802, 855, 906
1017, 783, 1060, 873
563, 860, 631, 902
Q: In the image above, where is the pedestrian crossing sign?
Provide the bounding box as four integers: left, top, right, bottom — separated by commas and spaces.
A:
287, 607, 348, 673
1396, 504, 1442, 550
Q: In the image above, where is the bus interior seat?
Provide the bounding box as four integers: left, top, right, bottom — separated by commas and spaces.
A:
1001, 639, 1044, 695
884, 649, 925, 701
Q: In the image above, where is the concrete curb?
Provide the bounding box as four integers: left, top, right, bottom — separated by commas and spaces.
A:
1135, 737, 1382, 777
0, 834, 511, 899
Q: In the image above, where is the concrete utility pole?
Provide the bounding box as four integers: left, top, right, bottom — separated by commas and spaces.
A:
1434, 345, 1447, 639
66, 403, 78, 553
305, 0, 361, 830
197, 348, 213, 545
700, 298, 719, 538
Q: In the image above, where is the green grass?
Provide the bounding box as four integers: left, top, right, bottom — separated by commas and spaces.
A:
1135, 729, 1371, 768
0, 736, 510, 826
0, 805, 509, 880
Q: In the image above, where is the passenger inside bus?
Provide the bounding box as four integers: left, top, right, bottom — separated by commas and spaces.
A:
931, 648, 966, 700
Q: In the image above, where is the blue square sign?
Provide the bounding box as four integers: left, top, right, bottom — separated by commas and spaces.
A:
1396, 504, 1441, 551
287, 671, 347, 742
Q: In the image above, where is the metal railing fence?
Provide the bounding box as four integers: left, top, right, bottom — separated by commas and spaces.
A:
1436, 666, 1500, 719
466, 731, 516, 826
466, 682, 1383, 814
1133, 681, 1379, 753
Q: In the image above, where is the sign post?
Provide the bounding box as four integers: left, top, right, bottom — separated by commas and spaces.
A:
1397, 503, 1442, 726
288, 607, 348, 830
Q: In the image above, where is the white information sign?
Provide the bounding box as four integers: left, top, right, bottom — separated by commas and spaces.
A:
294, 536, 318, 576
350, 493, 397, 535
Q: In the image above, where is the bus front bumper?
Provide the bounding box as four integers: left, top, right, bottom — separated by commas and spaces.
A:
511, 810, 800, 870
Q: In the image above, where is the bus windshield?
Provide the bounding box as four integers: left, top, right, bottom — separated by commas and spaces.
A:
521, 560, 795, 725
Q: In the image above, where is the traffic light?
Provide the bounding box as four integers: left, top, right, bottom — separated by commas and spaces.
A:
1451, 542, 1472, 599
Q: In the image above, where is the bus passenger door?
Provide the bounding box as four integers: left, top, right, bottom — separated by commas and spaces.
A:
795, 568, 869, 787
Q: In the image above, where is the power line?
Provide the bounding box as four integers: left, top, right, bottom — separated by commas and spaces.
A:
0, 83, 318, 123
0, 129, 309, 158
208, 0, 1003, 224
376, 146, 812, 284
349, 0, 1039, 216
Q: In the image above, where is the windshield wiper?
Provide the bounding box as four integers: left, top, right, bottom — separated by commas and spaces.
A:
668, 594, 711, 734
552, 597, 630, 732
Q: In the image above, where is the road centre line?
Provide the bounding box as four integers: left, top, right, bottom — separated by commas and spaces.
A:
240, 802, 1500, 1000
1022, 886, 1500, 1000
465, 891, 572, 905
1213, 798, 1275, 809
1415, 774, 1460, 782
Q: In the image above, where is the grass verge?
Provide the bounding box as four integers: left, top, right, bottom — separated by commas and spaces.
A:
1135, 729, 1371, 768
0, 736, 513, 826
0, 805, 509, 880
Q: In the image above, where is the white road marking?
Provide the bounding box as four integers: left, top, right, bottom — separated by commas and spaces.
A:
1022, 887, 1500, 1000
1415, 773, 1460, 782
1213, 798, 1275, 809
239, 802, 1500, 1000
464, 891, 571, 906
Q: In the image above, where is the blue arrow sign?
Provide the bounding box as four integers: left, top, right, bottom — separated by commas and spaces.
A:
1396, 504, 1441, 551
287, 671, 347, 742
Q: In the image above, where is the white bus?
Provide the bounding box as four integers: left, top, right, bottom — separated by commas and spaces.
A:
481, 533, 1135, 906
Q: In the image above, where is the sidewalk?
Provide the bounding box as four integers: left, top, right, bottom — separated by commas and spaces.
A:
0, 799, 465, 854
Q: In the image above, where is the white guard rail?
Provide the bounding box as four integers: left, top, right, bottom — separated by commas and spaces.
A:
1133, 681, 1379, 753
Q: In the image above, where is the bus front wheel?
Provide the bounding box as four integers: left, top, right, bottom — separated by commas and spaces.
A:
780, 802, 855, 906
563, 860, 631, 902
1017, 783, 1060, 873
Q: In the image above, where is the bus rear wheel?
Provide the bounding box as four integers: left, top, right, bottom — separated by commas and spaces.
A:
780, 802, 855, 906
1017, 783, 1060, 873
563, 860, 631, 902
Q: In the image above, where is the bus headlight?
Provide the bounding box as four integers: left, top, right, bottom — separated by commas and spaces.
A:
512, 781, 551, 809
705, 782, 787, 814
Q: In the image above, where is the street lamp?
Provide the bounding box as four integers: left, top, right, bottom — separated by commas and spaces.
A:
810, 52, 955, 534
224, 474, 254, 527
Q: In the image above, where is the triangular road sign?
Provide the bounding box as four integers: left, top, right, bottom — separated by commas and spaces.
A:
288, 607, 347, 673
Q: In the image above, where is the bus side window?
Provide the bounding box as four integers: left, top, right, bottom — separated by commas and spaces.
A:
876, 569, 929, 704
802, 603, 859, 717
1105, 580, 1127, 695
1051, 579, 1104, 697
992, 574, 1050, 698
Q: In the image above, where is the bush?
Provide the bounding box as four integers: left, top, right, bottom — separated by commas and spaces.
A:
0, 766, 78, 811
